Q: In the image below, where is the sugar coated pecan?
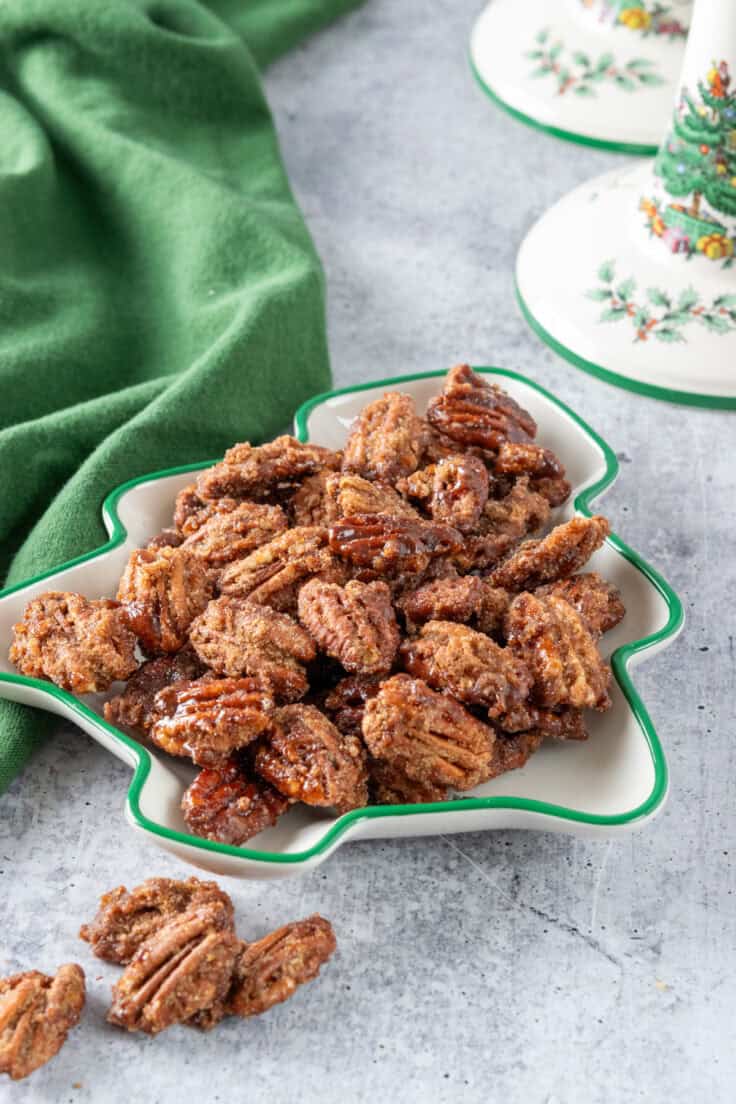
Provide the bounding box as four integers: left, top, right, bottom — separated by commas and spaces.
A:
104, 647, 205, 733
107, 907, 239, 1035
488, 729, 544, 778
489, 516, 610, 592
298, 578, 400, 675
196, 436, 339, 502
369, 758, 450, 805
329, 514, 462, 576
291, 470, 337, 527
405, 454, 489, 534
9, 591, 138, 694
505, 593, 611, 711
0, 965, 85, 1081
117, 546, 213, 654
454, 476, 550, 571
255, 704, 368, 813
189, 597, 315, 701
228, 916, 336, 1018
79, 877, 234, 965
342, 392, 424, 482
426, 364, 537, 451
218, 526, 347, 613
536, 572, 625, 637
181, 500, 288, 569
532, 476, 572, 507
149, 677, 274, 766
173, 484, 211, 532
362, 674, 494, 791
147, 528, 184, 551
326, 472, 419, 520
401, 621, 532, 720
398, 575, 511, 635
493, 441, 565, 480
182, 758, 289, 845
322, 674, 384, 736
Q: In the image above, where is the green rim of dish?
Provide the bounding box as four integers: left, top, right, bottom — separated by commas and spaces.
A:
469, 51, 658, 156
516, 282, 736, 409
0, 369, 683, 865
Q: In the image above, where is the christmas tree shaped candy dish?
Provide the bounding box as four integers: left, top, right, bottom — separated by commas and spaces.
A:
516, 0, 736, 406
471, 0, 691, 153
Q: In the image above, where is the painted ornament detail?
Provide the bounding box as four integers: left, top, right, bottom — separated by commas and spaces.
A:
579, 1, 689, 39
587, 261, 736, 342
527, 29, 665, 96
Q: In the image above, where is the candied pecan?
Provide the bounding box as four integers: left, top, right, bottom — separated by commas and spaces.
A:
476, 582, 514, 635
426, 364, 536, 451
489, 516, 610, 592
104, 647, 205, 733
326, 472, 419, 521
196, 436, 339, 502
291, 470, 337, 527
493, 702, 587, 740
9, 591, 138, 694
79, 877, 234, 964
218, 526, 347, 614
532, 476, 572, 507
149, 677, 274, 766
418, 421, 465, 464
322, 674, 383, 736
342, 392, 423, 482
536, 572, 625, 637
454, 477, 550, 571
107, 907, 239, 1035
400, 621, 532, 720
493, 441, 565, 480
181, 500, 288, 569
182, 759, 289, 845
369, 758, 450, 805
147, 528, 184, 551
297, 578, 400, 676
488, 729, 544, 778
405, 454, 489, 534
505, 593, 611, 710
228, 916, 336, 1018
117, 546, 213, 654
189, 598, 316, 701
174, 483, 210, 532
0, 965, 85, 1081
255, 704, 368, 813
398, 575, 511, 636
329, 514, 462, 576
362, 674, 494, 791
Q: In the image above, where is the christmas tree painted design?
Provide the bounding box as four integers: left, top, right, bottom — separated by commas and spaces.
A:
641, 61, 736, 264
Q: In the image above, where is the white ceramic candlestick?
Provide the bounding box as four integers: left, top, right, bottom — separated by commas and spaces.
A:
471, 0, 692, 153
516, 0, 736, 406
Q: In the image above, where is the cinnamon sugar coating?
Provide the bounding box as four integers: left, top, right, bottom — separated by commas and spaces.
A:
181, 500, 288, 569
195, 436, 340, 502
326, 472, 419, 520
227, 916, 336, 1018
149, 677, 274, 766
10, 592, 138, 694
368, 758, 450, 805
489, 516, 610, 592
536, 572, 625, 637
426, 364, 537, 451
104, 647, 205, 733
117, 546, 213, 654
291, 470, 337, 527
493, 440, 565, 480
0, 965, 85, 1081
298, 578, 400, 675
398, 575, 510, 635
342, 392, 424, 483
182, 759, 288, 845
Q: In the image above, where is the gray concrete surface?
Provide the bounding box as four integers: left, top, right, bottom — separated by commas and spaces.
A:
1, 2, 734, 1101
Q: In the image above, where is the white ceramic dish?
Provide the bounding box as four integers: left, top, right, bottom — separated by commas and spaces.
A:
0, 370, 683, 880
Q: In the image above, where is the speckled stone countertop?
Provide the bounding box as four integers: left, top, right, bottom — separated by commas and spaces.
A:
1, 2, 733, 1101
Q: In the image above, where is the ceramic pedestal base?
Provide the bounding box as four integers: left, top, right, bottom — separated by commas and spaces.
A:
516, 162, 736, 406
470, 0, 689, 153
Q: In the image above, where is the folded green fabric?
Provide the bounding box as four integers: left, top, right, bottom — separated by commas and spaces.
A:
0, 0, 360, 793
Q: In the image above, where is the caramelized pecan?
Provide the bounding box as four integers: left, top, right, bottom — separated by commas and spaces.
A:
404, 454, 489, 534
196, 436, 339, 502
454, 476, 550, 571
325, 472, 419, 520
493, 440, 565, 480
298, 578, 400, 675
398, 576, 510, 635
489, 516, 610, 592
342, 392, 424, 482
182, 759, 289, 845
117, 546, 213, 654
329, 514, 462, 576
426, 364, 536, 451
535, 572, 625, 637
104, 647, 205, 733
149, 677, 274, 766
181, 500, 288, 569
0, 965, 85, 1081
227, 916, 336, 1018
368, 758, 450, 805
322, 674, 384, 737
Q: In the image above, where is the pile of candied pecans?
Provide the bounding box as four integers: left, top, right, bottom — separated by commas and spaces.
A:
9, 365, 625, 844
0, 877, 335, 1080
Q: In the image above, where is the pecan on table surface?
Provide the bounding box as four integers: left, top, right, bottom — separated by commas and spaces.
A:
341, 392, 424, 483
218, 526, 347, 614
401, 620, 532, 722
426, 364, 537, 451
80, 876, 234, 965
489, 515, 610, 592
107, 907, 239, 1035
255, 704, 368, 814
181, 500, 288, 570
535, 571, 625, 637
326, 472, 419, 521
227, 916, 336, 1018
329, 513, 463, 576
298, 578, 400, 676
505, 593, 612, 711
104, 647, 205, 733
195, 436, 340, 502
189, 597, 316, 702
149, 677, 274, 766
403, 454, 489, 534
182, 758, 289, 845
117, 546, 213, 655
322, 674, 383, 737
9, 591, 138, 694
362, 673, 494, 791
0, 965, 85, 1081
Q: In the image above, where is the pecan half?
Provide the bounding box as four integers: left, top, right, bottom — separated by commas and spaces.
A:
531, 476, 572, 507
342, 392, 424, 482
181, 500, 288, 569
227, 916, 336, 1018
404, 454, 489, 534
196, 436, 339, 502
255, 704, 368, 814
535, 572, 625, 637
426, 364, 537, 451
322, 674, 383, 737
362, 674, 494, 791
493, 440, 565, 480
454, 476, 550, 571
398, 575, 510, 635
104, 647, 205, 733
489, 516, 610, 592
189, 598, 316, 702
218, 527, 347, 614
147, 528, 184, 551
369, 758, 450, 805
9, 591, 138, 694
298, 578, 400, 675
79, 877, 234, 965
0, 965, 85, 1081
401, 621, 532, 720
488, 729, 544, 778
149, 677, 274, 766
325, 472, 419, 520
291, 470, 337, 527
329, 514, 462, 576
505, 593, 611, 711
117, 546, 213, 654
182, 759, 289, 845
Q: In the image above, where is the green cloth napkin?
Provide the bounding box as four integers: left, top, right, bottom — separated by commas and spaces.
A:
0, 0, 360, 793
